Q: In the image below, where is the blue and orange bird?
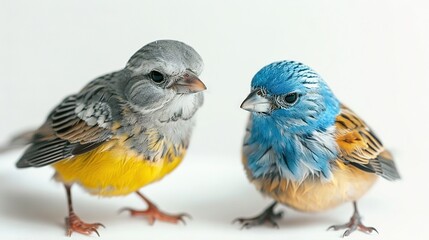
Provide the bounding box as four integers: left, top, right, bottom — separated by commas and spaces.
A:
14, 40, 206, 236
235, 61, 400, 236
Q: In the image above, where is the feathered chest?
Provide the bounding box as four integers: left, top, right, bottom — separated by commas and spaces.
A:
242, 116, 338, 182
114, 104, 196, 162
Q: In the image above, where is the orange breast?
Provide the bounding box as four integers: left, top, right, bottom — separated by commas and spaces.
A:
245, 157, 377, 212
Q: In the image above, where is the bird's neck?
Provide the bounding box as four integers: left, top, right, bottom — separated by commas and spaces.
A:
115, 101, 198, 160
244, 115, 338, 182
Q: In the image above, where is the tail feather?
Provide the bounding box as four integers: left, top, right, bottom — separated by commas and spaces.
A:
378, 150, 401, 181
0, 130, 36, 153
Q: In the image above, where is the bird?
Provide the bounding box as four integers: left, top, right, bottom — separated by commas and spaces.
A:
235, 60, 400, 237
14, 40, 207, 236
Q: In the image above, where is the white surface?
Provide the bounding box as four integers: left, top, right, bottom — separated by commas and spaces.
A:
0, 0, 428, 239
0, 151, 425, 240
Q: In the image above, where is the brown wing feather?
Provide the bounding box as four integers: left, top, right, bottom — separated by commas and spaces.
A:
335, 105, 400, 180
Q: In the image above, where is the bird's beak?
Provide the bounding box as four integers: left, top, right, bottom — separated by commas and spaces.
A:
173, 70, 206, 94
240, 89, 272, 114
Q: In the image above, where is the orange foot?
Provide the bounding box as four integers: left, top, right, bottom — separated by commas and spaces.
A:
65, 212, 105, 237
121, 205, 190, 225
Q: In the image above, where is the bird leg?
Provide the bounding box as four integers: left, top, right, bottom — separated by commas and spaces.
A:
64, 185, 104, 237
233, 202, 283, 229
327, 201, 378, 237
121, 191, 190, 225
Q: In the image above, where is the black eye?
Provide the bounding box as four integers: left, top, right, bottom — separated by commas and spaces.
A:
149, 71, 165, 83
275, 92, 299, 108
283, 93, 298, 104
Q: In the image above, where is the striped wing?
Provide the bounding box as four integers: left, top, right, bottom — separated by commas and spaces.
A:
335, 105, 400, 180
16, 85, 115, 168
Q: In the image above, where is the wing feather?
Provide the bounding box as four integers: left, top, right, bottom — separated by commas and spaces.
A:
16, 86, 115, 168
335, 105, 400, 180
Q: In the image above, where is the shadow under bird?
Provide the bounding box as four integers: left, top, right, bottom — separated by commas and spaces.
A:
14, 40, 206, 236
235, 60, 400, 237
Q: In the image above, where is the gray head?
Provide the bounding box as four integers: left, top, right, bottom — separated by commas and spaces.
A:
122, 40, 206, 114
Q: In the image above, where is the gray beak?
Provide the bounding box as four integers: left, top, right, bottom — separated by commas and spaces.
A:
173, 70, 207, 94
240, 89, 272, 114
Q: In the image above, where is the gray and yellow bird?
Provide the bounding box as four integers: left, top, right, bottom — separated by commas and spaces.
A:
14, 40, 206, 236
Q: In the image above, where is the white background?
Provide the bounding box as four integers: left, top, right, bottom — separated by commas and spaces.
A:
0, 0, 428, 239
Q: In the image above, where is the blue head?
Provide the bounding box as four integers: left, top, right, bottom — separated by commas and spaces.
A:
241, 61, 340, 181
242, 61, 340, 134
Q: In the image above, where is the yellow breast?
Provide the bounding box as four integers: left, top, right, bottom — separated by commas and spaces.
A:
53, 138, 185, 197
245, 158, 377, 212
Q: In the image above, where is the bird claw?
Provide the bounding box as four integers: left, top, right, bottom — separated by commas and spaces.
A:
91, 228, 100, 237
327, 202, 379, 237
365, 227, 379, 234
328, 218, 378, 237
327, 223, 347, 231
178, 212, 192, 220
177, 213, 191, 225
234, 215, 281, 229
65, 213, 104, 237
121, 206, 191, 225
119, 207, 134, 215
233, 202, 282, 229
